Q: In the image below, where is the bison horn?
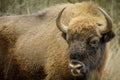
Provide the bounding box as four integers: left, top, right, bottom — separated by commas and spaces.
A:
56, 8, 68, 33
98, 7, 113, 34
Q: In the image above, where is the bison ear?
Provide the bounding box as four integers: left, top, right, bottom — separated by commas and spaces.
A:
102, 31, 115, 43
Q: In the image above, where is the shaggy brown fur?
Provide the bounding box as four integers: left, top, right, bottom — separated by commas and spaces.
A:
0, 2, 114, 80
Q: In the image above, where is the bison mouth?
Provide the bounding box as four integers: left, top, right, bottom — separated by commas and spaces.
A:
70, 68, 89, 80
71, 69, 83, 77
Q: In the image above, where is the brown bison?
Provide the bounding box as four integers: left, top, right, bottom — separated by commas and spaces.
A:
0, 2, 115, 80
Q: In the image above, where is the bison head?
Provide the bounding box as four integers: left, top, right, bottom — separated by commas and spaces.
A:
56, 7, 115, 78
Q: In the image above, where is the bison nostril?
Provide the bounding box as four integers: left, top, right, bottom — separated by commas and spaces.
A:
69, 60, 84, 70
69, 63, 83, 70
76, 65, 83, 70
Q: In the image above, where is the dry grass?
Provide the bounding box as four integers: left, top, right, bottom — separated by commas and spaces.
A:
102, 24, 120, 80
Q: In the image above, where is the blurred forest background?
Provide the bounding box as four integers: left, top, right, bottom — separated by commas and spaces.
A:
0, 0, 120, 80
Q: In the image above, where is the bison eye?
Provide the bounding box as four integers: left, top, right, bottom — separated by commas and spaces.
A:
89, 37, 99, 47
